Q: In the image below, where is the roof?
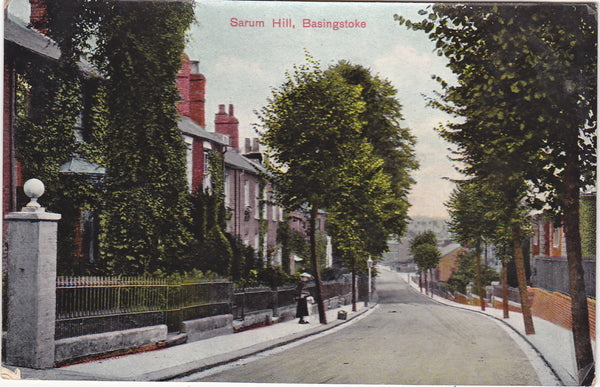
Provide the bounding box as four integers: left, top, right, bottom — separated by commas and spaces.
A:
5, 15, 95, 74
439, 243, 463, 258
225, 150, 259, 173
5, 16, 61, 60
178, 116, 229, 146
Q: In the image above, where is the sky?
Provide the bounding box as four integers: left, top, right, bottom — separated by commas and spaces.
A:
7, 0, 462, 219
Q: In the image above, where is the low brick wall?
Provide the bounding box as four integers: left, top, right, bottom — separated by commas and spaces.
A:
454, 292, 469, 305
528, 287, 596, 341
489, 287, 596, 341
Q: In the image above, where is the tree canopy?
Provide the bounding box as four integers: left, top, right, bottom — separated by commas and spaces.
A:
396, 3, 596, 375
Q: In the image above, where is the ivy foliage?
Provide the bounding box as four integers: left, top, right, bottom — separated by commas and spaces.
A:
93, 1, 196, 276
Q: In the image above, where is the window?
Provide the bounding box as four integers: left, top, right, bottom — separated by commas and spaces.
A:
184, 136, 193, 192
244, 180, 249, 208
255, 182, 260, 219
224, 173, 230, 207
553, 226, 560, 248
204, 151, 210, 176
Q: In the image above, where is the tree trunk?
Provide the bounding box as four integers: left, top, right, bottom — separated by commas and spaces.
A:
419, 271, 423, 293
502, 260, 509, 319
564, 123, 594, 381
513, 226, 534, 335
429, 269, 434, 298
475, 241, 485, 311
424, 269, 428, 296
309, 204, 327, 324
351, 256, 357, 312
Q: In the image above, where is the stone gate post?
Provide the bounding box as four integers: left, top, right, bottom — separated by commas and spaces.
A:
5, 179, 61, 369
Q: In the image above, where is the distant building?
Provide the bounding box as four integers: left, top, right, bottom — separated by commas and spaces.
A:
434, 243, 466, 282
529, 193, 596, 297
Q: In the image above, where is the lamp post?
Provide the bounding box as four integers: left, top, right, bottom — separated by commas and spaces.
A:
367, 256, 373, 306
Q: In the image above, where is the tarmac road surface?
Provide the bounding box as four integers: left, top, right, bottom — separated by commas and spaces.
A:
186, 269, 541, 385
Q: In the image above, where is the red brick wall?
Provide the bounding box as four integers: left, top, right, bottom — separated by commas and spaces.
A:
29, 0, 49, 33
191, 139, 204, 193
189, 73, 205, 127
529, 287, 596, 341
491, 287, 596, 341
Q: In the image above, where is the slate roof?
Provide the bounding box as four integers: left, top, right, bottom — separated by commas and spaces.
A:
224, 150, 259, 174
4, 15, 95, 74
178, 116, 229, 146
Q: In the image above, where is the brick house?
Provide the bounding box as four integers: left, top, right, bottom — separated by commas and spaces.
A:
175, 61, 290, 267
529, 193, 596, 297
176, 55, 229, 193
434, 243, 466, 282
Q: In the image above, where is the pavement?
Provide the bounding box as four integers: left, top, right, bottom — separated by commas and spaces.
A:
9, 302, 375, 382
400, 270, 591, 386
4, 270, 592, 385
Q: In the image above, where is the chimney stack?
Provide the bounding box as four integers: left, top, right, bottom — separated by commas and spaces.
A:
176, 55, 206, 127
29, 0, 48, 34
215, 104, 239, 151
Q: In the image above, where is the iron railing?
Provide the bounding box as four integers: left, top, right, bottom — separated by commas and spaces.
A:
232, 281, 353, 320
55, 276, 232, 339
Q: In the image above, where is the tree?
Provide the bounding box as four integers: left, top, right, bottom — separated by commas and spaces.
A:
446, 249, 500, 296
327, 140, 403, 310
94, 1, 196, 275
258, 54, 366, 324
328, 61, 418, 237
410, 231, 441, 296
396, 4, 596, 377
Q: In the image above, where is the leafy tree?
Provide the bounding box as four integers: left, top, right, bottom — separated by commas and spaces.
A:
396, 4, 596, 374
328, 61, 418, 237
410, 231, 441, 295
446, 180, 498, 312
327, 140, 401, 310
258, 54, 366, 323
94, 1, 196, 275
446, 250, 500, 296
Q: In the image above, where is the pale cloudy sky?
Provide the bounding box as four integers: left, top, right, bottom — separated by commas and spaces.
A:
7, 0, 461, 219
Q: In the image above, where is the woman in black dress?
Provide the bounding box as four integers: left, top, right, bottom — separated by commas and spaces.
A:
295, 273, 312, 324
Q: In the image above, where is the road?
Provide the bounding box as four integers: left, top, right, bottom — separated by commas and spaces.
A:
187, 269, 541, 384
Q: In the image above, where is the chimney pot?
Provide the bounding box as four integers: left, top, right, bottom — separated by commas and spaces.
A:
229, 104, 234, 117
218, 104, 226, 114
190, 60, 199, 74
245, 138, 252, 153
253, 138, 260, 152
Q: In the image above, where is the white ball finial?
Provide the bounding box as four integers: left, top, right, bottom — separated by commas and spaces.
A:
23, 178, 45, 211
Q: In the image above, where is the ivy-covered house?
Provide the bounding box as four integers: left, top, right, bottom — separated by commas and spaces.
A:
3, 10, 106, 273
